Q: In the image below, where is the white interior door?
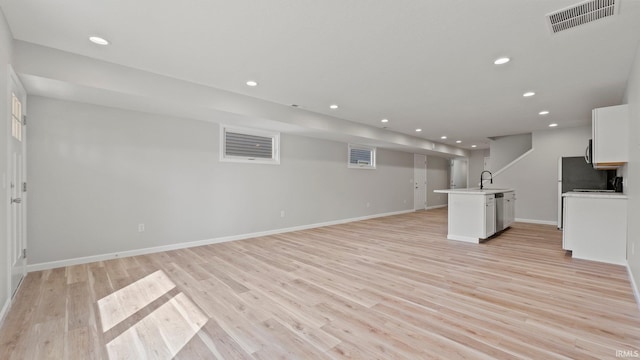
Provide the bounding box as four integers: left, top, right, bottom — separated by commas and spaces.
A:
9, 72, 27, 298
451, 158, 468, 189
414, 154, 427, 210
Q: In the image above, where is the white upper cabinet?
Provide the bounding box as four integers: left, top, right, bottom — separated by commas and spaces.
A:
592, 104, 629, 169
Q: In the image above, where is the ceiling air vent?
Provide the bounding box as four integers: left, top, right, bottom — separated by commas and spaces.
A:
546, 0, 619, 34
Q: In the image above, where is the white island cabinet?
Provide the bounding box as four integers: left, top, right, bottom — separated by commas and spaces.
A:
503, 191, 516, 228
434, 188, 515, 243
562, 192, 627, 265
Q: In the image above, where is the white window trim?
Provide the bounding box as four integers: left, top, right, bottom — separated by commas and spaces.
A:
348, 144, 376, 169
220, 125, 280, 165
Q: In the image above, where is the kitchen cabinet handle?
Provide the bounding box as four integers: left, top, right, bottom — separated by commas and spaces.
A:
585, 145, 590, 164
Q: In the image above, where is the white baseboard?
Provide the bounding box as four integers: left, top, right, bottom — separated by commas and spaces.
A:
26, 209, 414, 272
515, 218, 557, 226
447, 234, 480, 243
425, 204, 447, 210
627, 262, 640, 311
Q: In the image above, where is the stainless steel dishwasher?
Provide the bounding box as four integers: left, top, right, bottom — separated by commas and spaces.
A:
495, 192, 505, 232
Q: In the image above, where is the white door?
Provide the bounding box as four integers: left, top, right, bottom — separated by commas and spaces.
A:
9, 72, 27, 298
414, 154, 427, 210
450, 158, 468, 189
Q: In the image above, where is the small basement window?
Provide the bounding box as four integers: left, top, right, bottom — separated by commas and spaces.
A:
348, 144, 376, 169
221, 126, 280, 164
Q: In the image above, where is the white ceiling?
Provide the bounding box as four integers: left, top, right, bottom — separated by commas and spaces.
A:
2, 0, 640, 150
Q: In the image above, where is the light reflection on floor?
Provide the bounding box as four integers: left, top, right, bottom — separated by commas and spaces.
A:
98, 270, 176, 332
97, 270, 208, 359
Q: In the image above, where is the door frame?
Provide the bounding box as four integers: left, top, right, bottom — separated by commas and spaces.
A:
7, 66, 27, 299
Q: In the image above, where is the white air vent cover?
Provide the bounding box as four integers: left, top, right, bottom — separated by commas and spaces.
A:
546, 0, 619, 34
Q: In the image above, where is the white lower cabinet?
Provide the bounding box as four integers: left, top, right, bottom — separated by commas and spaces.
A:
562, 194, 627, 265
484, 195, 496, 238
503, 191, 515, 228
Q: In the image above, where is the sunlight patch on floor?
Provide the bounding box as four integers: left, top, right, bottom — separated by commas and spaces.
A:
105, 292, 208, 359
98, 270, 176, 332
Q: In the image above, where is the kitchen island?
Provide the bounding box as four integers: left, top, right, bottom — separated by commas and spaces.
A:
434, 188, 515, 243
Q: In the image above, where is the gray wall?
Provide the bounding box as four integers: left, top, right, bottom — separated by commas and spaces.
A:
486, 133, 532, 172
26, 96, 414, 265
426, 156, 449, 207
625, 42, 640, 296
491, 125, 591, 223
0, 10, 12, 316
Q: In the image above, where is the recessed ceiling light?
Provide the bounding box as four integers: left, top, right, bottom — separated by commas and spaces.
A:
494, 57, 510, 65
329, 104, 339, 110
456, 140, 462, 144
471, 145, 477, 148
89, 36, 109, 45
549, 123, 558, 127
441, 136, 447, 140
246, 80, 258, 87
415, 128, 422, 132
381, 119, 389, 123
539, 110, 550, 115
523, 91, 535, 97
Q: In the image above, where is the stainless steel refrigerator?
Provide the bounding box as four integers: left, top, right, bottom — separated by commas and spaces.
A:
557, 156, 614, 229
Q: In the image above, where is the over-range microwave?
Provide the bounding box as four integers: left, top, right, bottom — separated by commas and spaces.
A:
585, 139, 593, 164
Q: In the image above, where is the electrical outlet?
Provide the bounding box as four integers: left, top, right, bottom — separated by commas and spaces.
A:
633, 243, 635, 256
138, 224, 145, 232
403, 199, 407, 204
280, 210, 285, 218
366, 202, 371, 208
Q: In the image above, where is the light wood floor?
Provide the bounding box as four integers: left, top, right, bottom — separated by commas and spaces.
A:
1, 208, 639, 359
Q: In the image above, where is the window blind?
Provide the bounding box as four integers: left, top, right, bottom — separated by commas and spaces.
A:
225, 131, 273, 159
349, 147, 372, 165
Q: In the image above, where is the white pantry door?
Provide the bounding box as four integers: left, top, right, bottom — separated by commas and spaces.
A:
414, 154, 427, 210
9, 72, 27, 298
450, 158, 468, 189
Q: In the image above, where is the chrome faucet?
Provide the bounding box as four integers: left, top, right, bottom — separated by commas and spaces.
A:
480, 170, 493, 190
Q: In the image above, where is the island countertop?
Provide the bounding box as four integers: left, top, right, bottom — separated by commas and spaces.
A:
434, 188, 515, 195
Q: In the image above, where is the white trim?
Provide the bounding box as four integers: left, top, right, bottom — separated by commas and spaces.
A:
4, 65, 10, 320
515, 218, 557, 226
0, 297, 10, 328
425, 204, 447, 210
482, 148, 535, 187
6, 66, 28, 307
26, 209, 413, 272
571, 254, 626, 266
0, 274, 25, 328
493, 148, 535, 176
627, 262, 640, 311
447, 234, 480, 243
